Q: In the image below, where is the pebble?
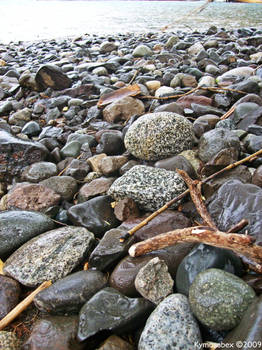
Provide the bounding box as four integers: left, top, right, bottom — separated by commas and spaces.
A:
138, 294, 202, 350
0, 275, 21, 319
21, 161, 57, 182
189, 268, 256, 331
97, 335, 134, 350
40, 175, 78, 201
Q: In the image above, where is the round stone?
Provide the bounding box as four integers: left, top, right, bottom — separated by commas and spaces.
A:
189, 268, 256, 331
124, 112, 194, 161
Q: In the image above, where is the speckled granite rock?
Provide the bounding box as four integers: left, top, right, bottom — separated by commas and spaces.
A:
0, 332, 21, 350
3, 226, 95, 287
138, 294, 202, 350
189, 268, 256, 331
0, 210, 54, 258
135, 257, 174, 304
77, 287, 153, 341
124, 112, 194, 161
34, 270, 107, 315
108, 165, 186, 211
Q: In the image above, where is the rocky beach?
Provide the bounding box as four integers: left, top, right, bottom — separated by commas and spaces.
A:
1, 26, 262, 349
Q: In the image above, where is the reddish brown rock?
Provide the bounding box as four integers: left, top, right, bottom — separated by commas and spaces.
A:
114, 198, 140, 221
0, 275, 21, 319
97, 335, 134, 350
6, 183, 61, 212
78, 177, 115, 202
176, 95, 212, 109
100, 156, 128, 176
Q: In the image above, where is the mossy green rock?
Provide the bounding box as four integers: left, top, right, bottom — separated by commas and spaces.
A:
189, 268, 256, 331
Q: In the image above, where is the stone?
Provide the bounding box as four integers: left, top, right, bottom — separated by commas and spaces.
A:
87, 153, 107, 172
60, 141, 81, 158
6, 183, 61, 212
132, 45, 152, 57
252, 165, 262, 187
96, 131, 125, 156
78, 177, 115, 202
67, 195, 119, 237
102, 96, 145, 123
154, 102, 183, 115
138, 294, 202, 350
0, 130, 48, 182
189, 268, 256, 331
207, 179, 262, 245
100, 41, 118, 54
176, 244, 243, 296
3, 226, 94, 287
244, 134, 262, 153
41, 176, 78, 201
34, 270, 107, 315
21, 161, 57, 182
23, 315, 83, 350
222, 295, 262, 348
0, 210, 54, 258
8, 107, 31, 127
217, 67, 254, 86
114, 197, 140, 221
0, 275, 21, 319
89, 228, 135, 271
100, 156, 128, 176
97, 335, 134, 350
145, 80, 161, 92
21, 121, 42, 137
64, 159, 90, 180
0, 331, 21, 350
155, 86, 175, 98
124, 112, 194, 161
198, 128, 240, 163
135, 257, 174, 304
77, 287, 153, 341
109, 243, 194, 297
193, 115, 220, 138
35, 64, 72, 91
154, 155, 196, 179
108, 165, 187, 211
188, 42, 205, 56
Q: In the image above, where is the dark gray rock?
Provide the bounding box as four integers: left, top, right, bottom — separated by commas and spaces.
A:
154, 155, 196, 179
67, 195, 119, 237
138, 294, 202, 350
0, 210, 54, 258
35, 64, 72, 91
34, 270, 107, 315
0, 275, 21, 319
21, 121, 42, 137
108, 165, 187, 211
21, 161, 57, 183
77, 287, 153, 341
41, 176, 78, 201
3, 226, 94, 287
189, 268, 256, 331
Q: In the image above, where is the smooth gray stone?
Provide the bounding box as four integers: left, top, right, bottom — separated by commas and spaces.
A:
0, 210, 54, 258
77, 287, 153, 341
4, 226, 95, 287
41, 175, 78, 201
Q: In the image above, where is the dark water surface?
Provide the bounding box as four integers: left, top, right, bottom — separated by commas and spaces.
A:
1, 0, 262, 43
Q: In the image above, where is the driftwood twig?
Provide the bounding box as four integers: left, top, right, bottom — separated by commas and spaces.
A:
0, 280, 52, 331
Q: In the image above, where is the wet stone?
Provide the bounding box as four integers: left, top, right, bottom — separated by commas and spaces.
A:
135, 257, 174, 304
35, 64, 72, 91
21, 161, 57, 182
108, 165, 187, 211
0, 331, 21, 350
176, 243, 243, 296
252, 164, 262, 187
78, 177, 115, 202
67, 195, 119, 237
77, 287, 153, 341
23, 315, 84, 350
103, 97, 145, 123
189, 268, 256, 331
124, 112, 194, 161
41, 176, 78, 201
113, 197, 140, 221
3, 226, 95, 287
97, 335, 134, 350
138, 294, 202, 350
34, 270, 107, 315
154, 155, 196, 179
0, 210, 54, 258
0, 275, 21, 319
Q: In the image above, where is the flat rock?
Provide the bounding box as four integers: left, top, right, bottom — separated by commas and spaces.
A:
23, 315, 83, 350
138, 294, 202, 350
21, 161, 57, 182
207, 179, 262, 245
34, 270, 107, 315
3, 226, 94, 287
0, 210, 54, 258
135, 257, 174, 304
77, 287, 153, 341
78, 177, 115, 202
0, 275, 21, 319
189, 268, 256, 331
35, 64, 72, 91
124, 112, 194, 161
108, 165, 187, 211
41, 176, 78, 201
0, 130, 48, 182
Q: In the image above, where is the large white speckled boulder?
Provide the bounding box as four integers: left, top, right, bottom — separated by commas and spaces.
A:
124, 112, 194, 161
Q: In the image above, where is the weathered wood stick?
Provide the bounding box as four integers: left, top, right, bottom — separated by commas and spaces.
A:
227, 219, 248, 233
120, 148, 262, 241
128, 227, 262, 273
176, 169, 217, 229
220, 105, 236, 120
0, 280, 52, 331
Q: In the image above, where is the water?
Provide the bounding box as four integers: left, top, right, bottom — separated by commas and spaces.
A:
0, 0, 262, 43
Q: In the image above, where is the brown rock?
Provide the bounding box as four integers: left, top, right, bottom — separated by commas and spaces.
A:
35, 64, 71, 91
87, 154, 107, 173
97, 335, 134, 350
154, 155, 196, 179
193, 114, 220, 138
6, 183, 61, 212
114, 198, 140, 221
252, 165, 262, 187
0, 275, 21, 319
100, 156, 128, 176
176, 95, 212, 109
181, 74, 197, 88
78, 177, 115, 202
103, 97, 145, 123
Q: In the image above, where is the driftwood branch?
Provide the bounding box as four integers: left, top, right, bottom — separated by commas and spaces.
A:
0, 280, 52, 331
128, 227, 262, 273
120, 149, 262, 242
